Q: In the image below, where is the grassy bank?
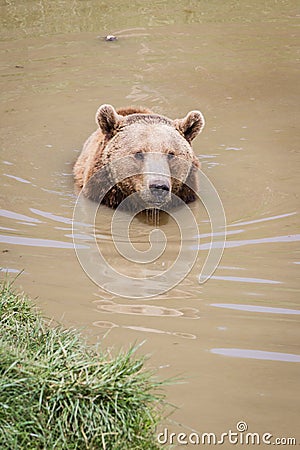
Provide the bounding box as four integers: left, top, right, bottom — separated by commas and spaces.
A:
0, 281, 166, 449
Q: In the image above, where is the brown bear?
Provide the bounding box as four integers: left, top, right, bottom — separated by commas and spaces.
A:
73, 104, 205, 210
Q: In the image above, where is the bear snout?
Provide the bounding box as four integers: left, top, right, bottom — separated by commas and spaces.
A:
146, 178, 171, 206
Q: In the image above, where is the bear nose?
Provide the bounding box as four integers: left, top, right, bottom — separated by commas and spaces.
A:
150, 183, 170, 192
149, 183, 170, 199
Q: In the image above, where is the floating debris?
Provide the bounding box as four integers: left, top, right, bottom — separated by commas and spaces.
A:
98, 29, 149, 42
105, 35, 118, 41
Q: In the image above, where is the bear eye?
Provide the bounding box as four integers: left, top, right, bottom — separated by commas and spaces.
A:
167, 151, 175, 160
134, 151, 144, 160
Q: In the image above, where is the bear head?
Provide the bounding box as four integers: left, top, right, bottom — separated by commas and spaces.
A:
84, 104, 205, 210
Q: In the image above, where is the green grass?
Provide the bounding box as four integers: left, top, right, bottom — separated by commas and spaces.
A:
0, 281, 167, 449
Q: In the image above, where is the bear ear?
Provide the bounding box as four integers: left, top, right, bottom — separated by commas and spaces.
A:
96, 104, 122, 137
174, 110, 205, 143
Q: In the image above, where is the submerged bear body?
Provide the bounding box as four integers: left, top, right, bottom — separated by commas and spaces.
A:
73, 105, 205, 210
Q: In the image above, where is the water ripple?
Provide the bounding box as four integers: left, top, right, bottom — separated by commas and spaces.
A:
30, 208, 73, 224
3, 174, 32, 184
211, 275, 281, 284
211, 303, 300, 315
0, 209, 42, 224
0, 234, 87, 249
211, 348, 300, 363
195, 234, 300, 250
228, 212, 297, 228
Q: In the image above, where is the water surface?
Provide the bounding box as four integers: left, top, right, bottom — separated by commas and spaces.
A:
1, 1, 299, 445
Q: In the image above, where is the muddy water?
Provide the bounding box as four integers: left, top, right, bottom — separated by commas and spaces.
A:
1, 1, 299, 447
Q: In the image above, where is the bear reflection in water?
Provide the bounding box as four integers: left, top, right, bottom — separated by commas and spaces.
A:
73, 104, 205, 211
